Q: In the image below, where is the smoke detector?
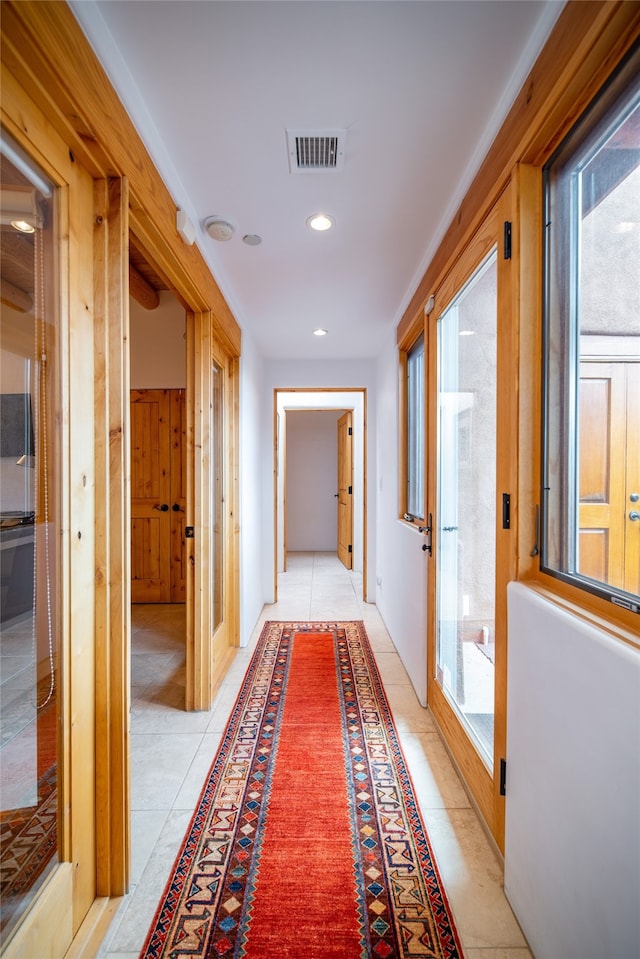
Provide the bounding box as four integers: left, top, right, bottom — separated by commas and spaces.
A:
204, 216, 235, 241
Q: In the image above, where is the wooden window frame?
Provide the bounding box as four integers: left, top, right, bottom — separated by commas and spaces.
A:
539, 42, 640, 616
397, 1, 640, 644
398, 319, 426, 525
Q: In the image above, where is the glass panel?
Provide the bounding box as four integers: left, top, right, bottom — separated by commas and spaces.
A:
407, 332, 425, 520
544, 49, 640, 605
212, 362, 223, 631
1, 137, 59, 935
436, 248, 497, 768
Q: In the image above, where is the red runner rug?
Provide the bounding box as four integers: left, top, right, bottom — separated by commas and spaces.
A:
141, 621, 464, 959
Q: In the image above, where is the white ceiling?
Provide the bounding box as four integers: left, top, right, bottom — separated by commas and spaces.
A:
70, 0, 564, 360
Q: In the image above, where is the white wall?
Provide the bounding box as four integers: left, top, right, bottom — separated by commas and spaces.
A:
239, 332, 265, 646
506, 582, 640, 959
374, 331, 428, 705
285, 410, 341, 552
1, 323, 34, 513
130, 292, 186, 388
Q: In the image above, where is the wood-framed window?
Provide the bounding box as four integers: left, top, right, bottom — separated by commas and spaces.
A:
542, 40, 640, 615
399, 326, 425, 523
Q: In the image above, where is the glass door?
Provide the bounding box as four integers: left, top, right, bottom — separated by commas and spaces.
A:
436, 250, 497, 768
427, 200, 514, 849
1, 142, 59, 939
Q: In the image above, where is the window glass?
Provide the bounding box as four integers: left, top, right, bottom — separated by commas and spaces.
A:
543, 45, 640, 610
1, 134, 59, 935
406, 332, 425, 520
436, 248, 497, 767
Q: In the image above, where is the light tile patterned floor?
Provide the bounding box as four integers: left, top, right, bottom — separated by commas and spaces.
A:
96, 552, 532, 959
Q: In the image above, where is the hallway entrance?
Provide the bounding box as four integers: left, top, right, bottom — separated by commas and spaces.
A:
274, 389, 367, 600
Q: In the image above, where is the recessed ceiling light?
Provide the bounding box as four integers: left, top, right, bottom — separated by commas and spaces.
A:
306, 213, 334, 232
242, 234, 262, 246
313, 328, 328, 336
11, 219, 35, 233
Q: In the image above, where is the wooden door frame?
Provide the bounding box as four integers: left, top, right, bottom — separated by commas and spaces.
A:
337, 410, 354, 569
2, 8, 242, 955
0, 93, 102, 959
273, 389, 367, 602
425, 192, 516, 853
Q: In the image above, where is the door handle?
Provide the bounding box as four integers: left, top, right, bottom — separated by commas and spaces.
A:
419, 514, 432, 556
172, 503, 183, 512
629, 510, 640, 522
153, 503, 169, 512
630, 492, 639, 503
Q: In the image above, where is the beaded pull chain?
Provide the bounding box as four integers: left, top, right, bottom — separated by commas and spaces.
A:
32, 219, 55, 711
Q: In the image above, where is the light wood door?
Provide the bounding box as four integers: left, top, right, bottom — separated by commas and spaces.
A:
579, 359, 640, 595
426, 197, 515, 852
337, 411, 353, 569
130, 389, 185, 602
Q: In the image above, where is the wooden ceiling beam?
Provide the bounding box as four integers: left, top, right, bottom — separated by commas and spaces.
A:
1, 276, 32, 312
129, 262, 159, 310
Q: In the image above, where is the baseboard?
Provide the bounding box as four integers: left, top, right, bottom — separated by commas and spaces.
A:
63, 897, 124, 959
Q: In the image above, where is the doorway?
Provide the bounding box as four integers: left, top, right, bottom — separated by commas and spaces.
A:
129, 281, 188, 714
130, 388, 186, 603
426, 196, 515, 851
284, 409, 353, 568
274, 390, 366, 600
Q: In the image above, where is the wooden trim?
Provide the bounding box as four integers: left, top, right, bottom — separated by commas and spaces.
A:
397, 343, 409, 522
397, 307, 424, 353
93, 177, 130, 896
514, 164, 543, 583
2, 5, 243, 950
273, 401, 279, 598
283, 411, 288, 572
397, 1, 640, 344
187, 311, 211, 710
426, 200, 513, 849
68, 147, 99, 934
227, 355, 241, 648
362, 389, 368, 603
273, 388, 369, 601
1, 865, 74, 959
493, 186, 518, 850
2, 0, 241, 358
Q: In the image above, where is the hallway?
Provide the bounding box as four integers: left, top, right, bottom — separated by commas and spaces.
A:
96, 553, 530, 959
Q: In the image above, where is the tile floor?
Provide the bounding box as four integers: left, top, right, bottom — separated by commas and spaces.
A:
96, 552, 532, 959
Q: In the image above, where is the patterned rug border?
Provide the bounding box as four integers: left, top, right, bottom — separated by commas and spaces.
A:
141, 620, 465, 959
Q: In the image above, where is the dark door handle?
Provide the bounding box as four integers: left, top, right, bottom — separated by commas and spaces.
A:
419, 514, 433, 556
153, 503, 169, 512
172, 503, 182, 512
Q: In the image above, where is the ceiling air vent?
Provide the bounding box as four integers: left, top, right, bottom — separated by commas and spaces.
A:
286, 129, 346, 174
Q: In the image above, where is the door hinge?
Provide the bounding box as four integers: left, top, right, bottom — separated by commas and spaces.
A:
499, 758, 507, 796
348, 485, 352, 495
348, 426, 352, 435
503, 221, 512, 260
348, 544, 352, 553
502, 493, 511, 529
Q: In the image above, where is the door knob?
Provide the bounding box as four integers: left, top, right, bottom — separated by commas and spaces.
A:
153, 503, 169, 512
630, 492, 639, 503
172, 503, 182, 512
629, 510, 640, 522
